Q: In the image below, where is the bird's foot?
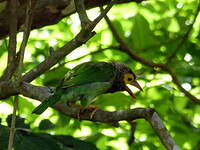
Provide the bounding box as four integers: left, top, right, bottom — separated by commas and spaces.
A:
66, 101, 75, 107
66, 102, 99, 120
87, 105, 99, 120
78, 105, 99, 120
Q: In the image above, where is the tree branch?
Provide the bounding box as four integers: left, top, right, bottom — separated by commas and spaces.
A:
0, 80, 179, 150
56, 105, 180, 150
46, 46, 118, 73
127, 121, 136, 146
15, 0, 33, 77
103, 13, 200, 104
8, 96, 18, 150
0, 0, 145, 39
21, 0, 116, 83
5, 1, 19, 149
0, 81, 53, 101
74, 0, 91, 28
0, 0, 18, 81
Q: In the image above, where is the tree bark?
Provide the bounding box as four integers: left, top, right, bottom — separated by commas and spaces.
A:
0, 0, 144, 39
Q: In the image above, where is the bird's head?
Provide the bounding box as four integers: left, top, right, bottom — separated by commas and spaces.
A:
111, 61, 142, 99
123, 72, 143, 99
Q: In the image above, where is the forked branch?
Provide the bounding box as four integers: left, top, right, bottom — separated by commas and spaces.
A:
103, 13, 200, 104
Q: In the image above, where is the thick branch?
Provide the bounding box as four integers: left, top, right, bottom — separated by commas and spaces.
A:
0, 80, 179, 150
6, 2, 19, 150
0, 81, 52, 100
103, 14, 200, 104
0, 0, 18, 81
56, 104, 179, 150
0, 0, 145, 39
7, 0, 17, 65
21, 0, 115, 82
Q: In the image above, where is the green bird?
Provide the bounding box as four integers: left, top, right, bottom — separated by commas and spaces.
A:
32, 61, 142, 114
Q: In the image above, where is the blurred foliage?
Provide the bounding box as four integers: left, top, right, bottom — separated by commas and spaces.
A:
0, 115, 98, 150
0, 0, 200, 149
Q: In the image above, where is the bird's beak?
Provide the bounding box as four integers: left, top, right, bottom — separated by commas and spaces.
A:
125, 81, 143, 99
130, 81, 143, 91
125, 86, 136, 99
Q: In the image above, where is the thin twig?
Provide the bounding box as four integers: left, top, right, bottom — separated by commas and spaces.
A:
166, 3, 200, 64
103, 13, 200, 104
127, 121, 136, 146
7, 1, 32, 150
15, 0, 32, 79
89, 0, 116, 30
67, 45, 119, 62
74, 0, 91, 28
21, 0, 116, 82
8, 96, 18, 150
5, 1, 18, 150
46, 46, 118, 73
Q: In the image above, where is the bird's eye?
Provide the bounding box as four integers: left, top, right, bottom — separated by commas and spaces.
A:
127, 78, 132, 81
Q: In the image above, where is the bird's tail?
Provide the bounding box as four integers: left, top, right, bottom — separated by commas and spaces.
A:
32, 89, 63, 115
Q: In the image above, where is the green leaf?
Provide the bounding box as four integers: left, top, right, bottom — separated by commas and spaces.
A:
6, 115, 30, 129
129, 13, 158, 50
95, 92, 132, 109
39, 119, 56, 130
54, 135, 99, 150
0, 125, 98, 150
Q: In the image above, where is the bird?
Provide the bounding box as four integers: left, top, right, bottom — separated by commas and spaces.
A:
32, 61, 142, 115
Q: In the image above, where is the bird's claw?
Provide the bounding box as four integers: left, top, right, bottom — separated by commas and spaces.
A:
77, 105, 99, 120
89, 107, 99, 120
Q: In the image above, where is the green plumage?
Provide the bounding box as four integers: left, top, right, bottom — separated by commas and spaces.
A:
32, 89, 64, 114
62, 62, 115, 86
32, 62, 116, 114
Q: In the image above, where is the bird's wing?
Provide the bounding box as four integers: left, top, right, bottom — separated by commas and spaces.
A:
78, 82, 112, 106
61, 62, 116, 88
